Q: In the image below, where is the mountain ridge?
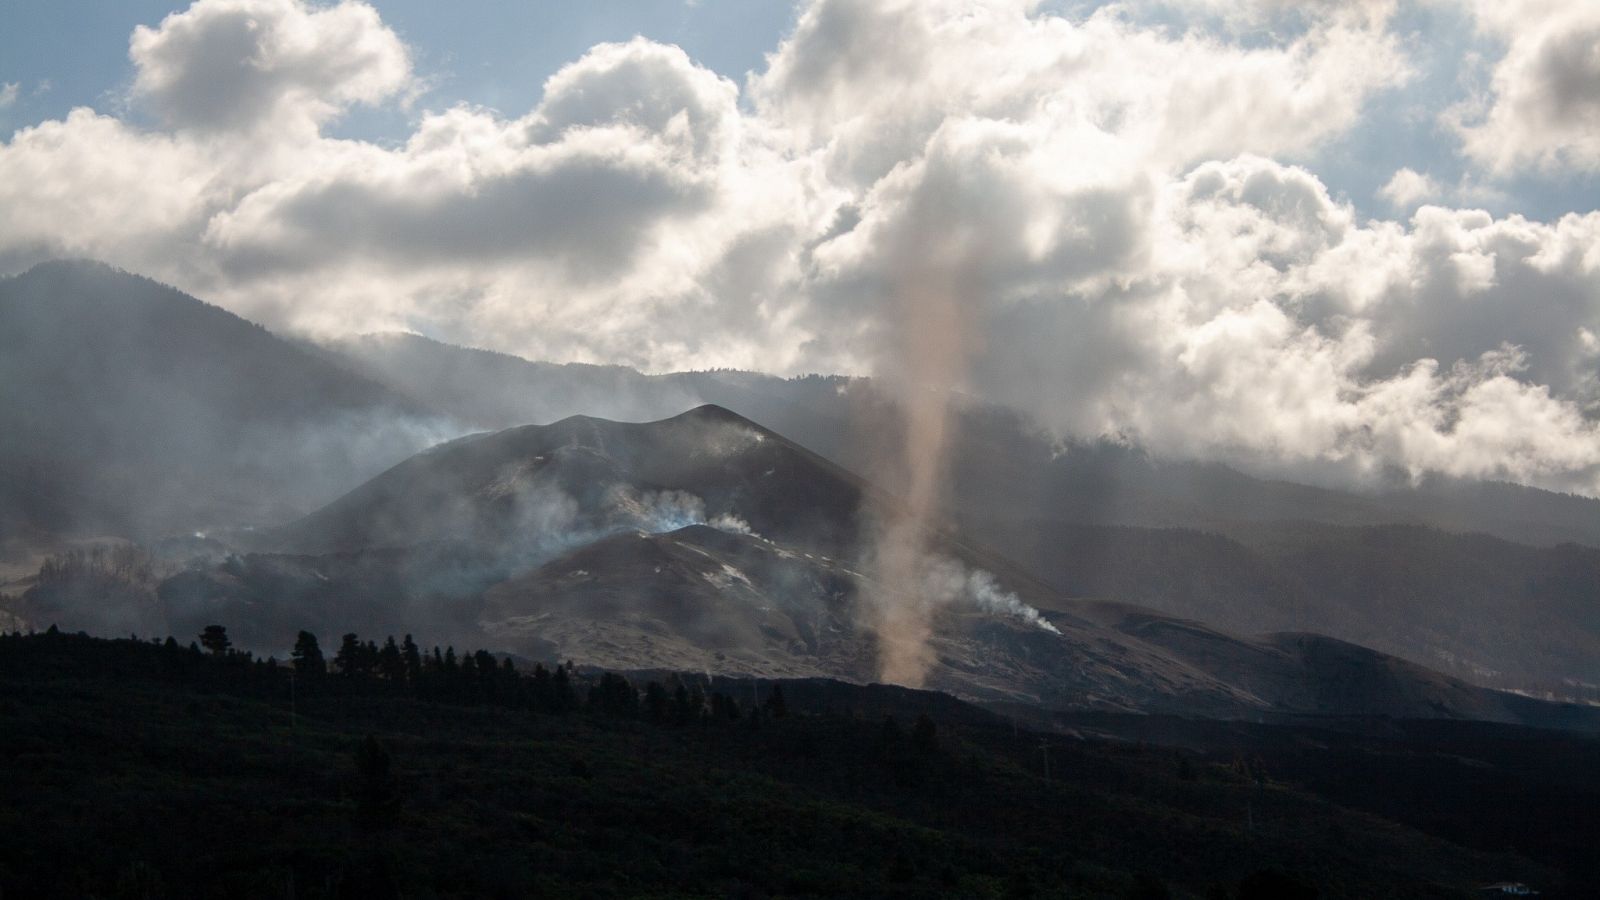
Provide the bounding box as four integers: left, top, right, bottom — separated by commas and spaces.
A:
0, 260, 451, 540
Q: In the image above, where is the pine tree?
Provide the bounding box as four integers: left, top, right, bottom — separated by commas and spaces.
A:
763, 683, 789, 719
291, 631, 325, 675
499, 657, 517, 704
531, 663, 553, 711
711, 692, 741, 721
335, 633, 364, 678
401, 635, 422, 683
199, 625, 231, 657
589, 673, 638, 717
378, 637, 404, 682
472, 650, 496, 696
551, 664, 575, 713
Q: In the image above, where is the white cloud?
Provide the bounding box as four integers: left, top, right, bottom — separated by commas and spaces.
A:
751, 0, 1409, 187
1377, 167, 1439, 209
1034, 157, 1600, 493
0, 109, 216, 274
2, 0, 1599, 495
1450, 0, 1600, 174
129, 0, 411, 138
0, 82, 19, 109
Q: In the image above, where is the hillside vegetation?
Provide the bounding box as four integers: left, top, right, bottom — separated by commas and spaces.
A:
3, 628, 1591, 899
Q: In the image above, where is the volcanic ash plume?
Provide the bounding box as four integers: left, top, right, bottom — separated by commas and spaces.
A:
863, 268, 973, 687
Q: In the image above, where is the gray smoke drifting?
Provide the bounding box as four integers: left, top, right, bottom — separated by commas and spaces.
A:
605, 485, 752, 537
955, 565, 1060, 635
917, 555, 1061, 635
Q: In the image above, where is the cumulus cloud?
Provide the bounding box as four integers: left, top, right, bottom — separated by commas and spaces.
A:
1450, 0, 1600, 174
966, 155, 1600, 492
129, 0, 411, 137
1, 0, 1599, 497
204, 38, 739, 283
1378, 167, 1440, 209
753, 0, 1408, 188
0, 109, 216, 274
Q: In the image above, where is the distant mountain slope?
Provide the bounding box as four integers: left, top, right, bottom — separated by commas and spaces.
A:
170, 406, 1585, 731
1078, 603, 1582, 726
0, 261, 451, 540
480, 524, 1597, 729
4, 265, 1593, 713
141, 518, 1588, 730
321, 330, 1600, 549
967, 517, 1600, 691
315, 332, 1600, 695
317, 332, 704, 430
321, 330, 863, 469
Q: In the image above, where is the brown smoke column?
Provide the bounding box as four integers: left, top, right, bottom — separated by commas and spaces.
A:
864, 259, 974, 687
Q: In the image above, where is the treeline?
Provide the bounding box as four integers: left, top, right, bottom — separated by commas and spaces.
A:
293, 626, 798, 722
0, 624, 800, 727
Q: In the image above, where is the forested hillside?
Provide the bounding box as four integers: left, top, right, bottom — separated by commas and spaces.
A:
4, 628, 1593, 898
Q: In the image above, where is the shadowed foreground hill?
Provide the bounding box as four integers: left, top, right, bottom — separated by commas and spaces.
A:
3, 629, 1591, 899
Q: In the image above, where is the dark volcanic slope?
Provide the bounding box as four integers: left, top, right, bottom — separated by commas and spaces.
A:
970, 517, 1600, 690
479, 525, 1263, 714
475, 525, 1598, 729
1075, 603, 1584, 728
261, 407, 1600, 729
0, 260, 445, 539
318, 330, 1600, 694
276, 404, 878, 558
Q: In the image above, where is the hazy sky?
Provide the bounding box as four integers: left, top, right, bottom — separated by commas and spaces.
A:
3, 0, 1599, 494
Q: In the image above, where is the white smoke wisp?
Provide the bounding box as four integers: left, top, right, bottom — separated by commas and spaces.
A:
708, 513, 754, 535
602, 484, 757, 537
960, 567, 1060, 635
920, 556, 1060, 635
484, 480, 751, 568
606, 485, 707, 532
